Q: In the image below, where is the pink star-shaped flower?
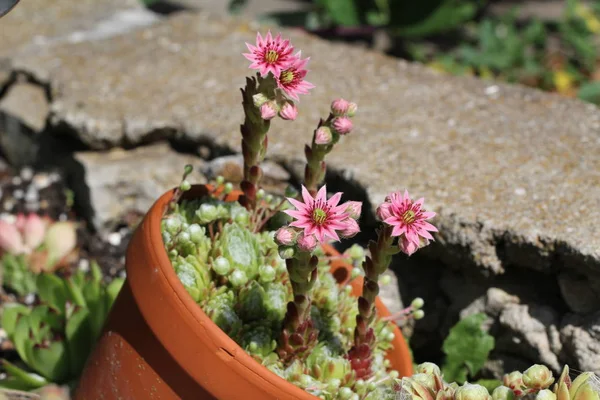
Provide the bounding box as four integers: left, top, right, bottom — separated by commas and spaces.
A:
378, 190, 437, 252
283, 185, 351, 243
243, 31, 296, 78
275, 52, 315, 101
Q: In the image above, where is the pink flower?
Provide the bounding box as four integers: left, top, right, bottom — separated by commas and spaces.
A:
399, 236, 430, 257
380, 190, 437, 252
340, 218, 360, 239
332, 117, 353, 135
276, 52, 315, 101
279, 102, 298, 121
0, 219, 25, 254
297, 233, 318, 252
283, 185, 351, 243
275, 227, 296, 246
260, 102, 277, 120
331, 98, 350, 116
315, 126, 333, 145
344, 201, 362, 220
243, 31, 296, 78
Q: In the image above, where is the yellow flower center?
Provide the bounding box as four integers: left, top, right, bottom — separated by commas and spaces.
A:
265, 50, 279, 63
312, 208, 327, 225
280, 69, 294, 84
402, 210, 416, 224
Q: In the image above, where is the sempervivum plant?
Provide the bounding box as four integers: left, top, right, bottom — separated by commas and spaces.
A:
398, 362, 599, 400
161, 31, 436, 399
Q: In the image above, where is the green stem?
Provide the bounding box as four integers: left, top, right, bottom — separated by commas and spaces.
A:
304, 115, 335, 196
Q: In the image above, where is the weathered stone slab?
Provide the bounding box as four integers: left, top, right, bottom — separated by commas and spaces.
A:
74, 142, 206, 229
5, 11, 600, 278
0, 0, 157, 58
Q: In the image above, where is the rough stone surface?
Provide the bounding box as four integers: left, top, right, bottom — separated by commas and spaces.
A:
74, 142, 206, 229
498, 303, 561, 371
0, 82, 48, 167
560, 312, 600, 374
4, 11, 598, 278
0, 0, 157, 58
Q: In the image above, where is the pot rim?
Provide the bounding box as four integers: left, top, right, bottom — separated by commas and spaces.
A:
125, 184, 411, 399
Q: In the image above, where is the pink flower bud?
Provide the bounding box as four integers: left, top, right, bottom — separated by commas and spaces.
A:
340, 218, 360, 239
0, 219, 25, 254
275, 227, 296, 246
332, 117, 353, 135
346, 102, 358, 117
331, 98, 350, 116
23, 214, 47, 250
376, 202, 392, 221
297, 233, 317, 252
344, 201, 362, 220
260, 101, 278, 120
315, 126, 333, 145
399, 236, 430, 256
14, 213, 27, 232
279, 102, 298, 121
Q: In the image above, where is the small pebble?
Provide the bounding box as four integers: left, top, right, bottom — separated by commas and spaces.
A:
32, 174, 51, 189
107, 232, 122, 246
11, 176, 21, 185
20, 167, 34, 181
13, 189, 24, 199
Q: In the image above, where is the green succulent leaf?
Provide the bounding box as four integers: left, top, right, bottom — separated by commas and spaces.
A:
27, 341, 70, 383
1, 303, 31, 337
37, 273, 69, 314
0, 359, 49, 390
442, 313, 495, 383
2, 253, 37, 296
65, 306, 93, 376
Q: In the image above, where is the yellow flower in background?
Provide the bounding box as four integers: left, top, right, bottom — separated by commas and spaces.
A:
575, 3, 600, 33
553, 69, 574, 94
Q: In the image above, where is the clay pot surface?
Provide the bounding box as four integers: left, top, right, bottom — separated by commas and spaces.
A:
75, 185, 413, 399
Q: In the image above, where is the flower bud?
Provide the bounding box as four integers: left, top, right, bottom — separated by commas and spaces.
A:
411, 297, 425, 309
455, 383, 492, 400
297, 233, 317, 252
415, 362, 441, 376
339, 387, 353, 400
346, 102, 358, 117
315, 126, 333, 145
332, 117, 353, 135
380, 275, 392, 285
536, 390, 557, 400
523, 365, 555, 390
0, 219, 25, 254
340, 218, 360, 239
224, 182, 233, 194
260, 101, 278, 120
44, 221, 77, 269
492, 386, 516, 400
331, 98, 350, 116
253, 93, 269, 107
258, 265, 276, 283
278, 246, 295, 259
275, 227, 297, 246
256, 189, 265, 199
503, 371, 524, 392
351, 267, 362, 279
376, 203, 392, 221
229, 269, 248, 287
279, 101, 298, 121
344, 201, 362, 219
213, 256, 231, 276
399, 236, 419, 256
180, 180, 191, 191
413, 310, 425, 320
216, 175, 225, 185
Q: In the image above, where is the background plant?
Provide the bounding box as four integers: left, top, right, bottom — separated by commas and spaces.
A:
0, 263, 124, 392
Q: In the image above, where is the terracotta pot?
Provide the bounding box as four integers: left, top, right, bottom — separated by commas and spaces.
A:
75, 185, 413, 399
